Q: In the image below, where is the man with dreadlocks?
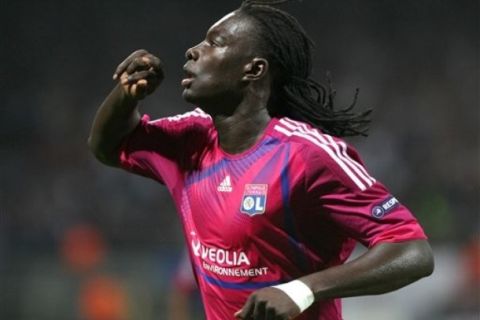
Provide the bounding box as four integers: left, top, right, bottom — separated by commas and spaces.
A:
88, 1, 433, 319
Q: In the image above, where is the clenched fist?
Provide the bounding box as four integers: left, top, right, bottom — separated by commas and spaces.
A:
113, 49, 164, 100
235, 287, 302, 320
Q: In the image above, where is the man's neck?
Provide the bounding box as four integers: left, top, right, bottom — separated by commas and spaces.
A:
214, 105, 271, 155
200, 81, 273, 155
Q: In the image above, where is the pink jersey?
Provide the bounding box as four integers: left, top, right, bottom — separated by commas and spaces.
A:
119, 108, 427, 320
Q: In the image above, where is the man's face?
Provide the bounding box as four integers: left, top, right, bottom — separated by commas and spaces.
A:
181, 12, 258, 113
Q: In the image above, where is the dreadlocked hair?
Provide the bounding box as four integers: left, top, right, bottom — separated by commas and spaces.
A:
239, 0, 372, 137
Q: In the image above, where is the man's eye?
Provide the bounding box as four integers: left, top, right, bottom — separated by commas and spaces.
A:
211, 40, 222, 47
211, 37, 225, 47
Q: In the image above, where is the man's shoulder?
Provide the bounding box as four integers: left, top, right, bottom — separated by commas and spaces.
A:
272, 117, 348, 157
274, 117, 375, 191
147, 107, 213, 127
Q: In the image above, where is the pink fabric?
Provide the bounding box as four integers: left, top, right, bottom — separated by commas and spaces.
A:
119, 108, 427, 320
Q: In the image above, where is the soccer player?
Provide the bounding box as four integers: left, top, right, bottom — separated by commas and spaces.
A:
88, 1, 434, 319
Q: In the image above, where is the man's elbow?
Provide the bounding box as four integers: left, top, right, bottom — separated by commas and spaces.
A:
410, 240, 435, 279
421, 247, 435, 278
87, 136, 119, 167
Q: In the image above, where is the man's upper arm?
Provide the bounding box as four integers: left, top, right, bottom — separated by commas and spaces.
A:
304, 144, 428, 248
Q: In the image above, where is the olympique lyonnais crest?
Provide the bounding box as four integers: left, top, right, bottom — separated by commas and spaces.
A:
240, 184, 268, 216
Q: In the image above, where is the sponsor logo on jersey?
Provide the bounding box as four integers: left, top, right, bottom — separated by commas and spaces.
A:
189, 231, 269, 278
240, 184, 268, 216
191, 237, 250, 266
372, 195, 400, 218
217, 175, 233, 192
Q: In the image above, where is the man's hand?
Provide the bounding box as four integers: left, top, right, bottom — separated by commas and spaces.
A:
234, 287, 301, 320
113, 49, 164, 101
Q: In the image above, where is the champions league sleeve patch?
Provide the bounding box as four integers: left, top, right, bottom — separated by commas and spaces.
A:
240, 184, 268, 216
371, 196, 400, 219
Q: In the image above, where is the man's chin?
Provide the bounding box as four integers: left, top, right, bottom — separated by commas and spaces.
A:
182, 89, 208, 108
181, 89, 195, 103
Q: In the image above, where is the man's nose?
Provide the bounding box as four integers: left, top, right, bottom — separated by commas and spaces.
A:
185, 45, 200, 60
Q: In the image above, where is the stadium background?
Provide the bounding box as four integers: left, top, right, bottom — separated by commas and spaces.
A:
0, 0, 478, 319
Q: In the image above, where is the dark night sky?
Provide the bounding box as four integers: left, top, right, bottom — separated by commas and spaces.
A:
0, 0, 478, 247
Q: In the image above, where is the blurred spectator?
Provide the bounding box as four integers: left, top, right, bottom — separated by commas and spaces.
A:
167, 250, 204, 320
79, 275, 129, 320
60, 224, 106, 273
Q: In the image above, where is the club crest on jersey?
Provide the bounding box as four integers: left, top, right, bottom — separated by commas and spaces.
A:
240, 184, 268, 216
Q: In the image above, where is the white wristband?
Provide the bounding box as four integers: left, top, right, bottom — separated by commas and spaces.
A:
272, 280, 315, 312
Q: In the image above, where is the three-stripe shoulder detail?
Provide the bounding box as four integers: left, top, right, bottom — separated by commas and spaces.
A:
148, 108, 212, 124
274, 118, 375, 191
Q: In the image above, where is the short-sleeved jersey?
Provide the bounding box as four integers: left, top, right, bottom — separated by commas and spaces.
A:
119, 108, 427, 320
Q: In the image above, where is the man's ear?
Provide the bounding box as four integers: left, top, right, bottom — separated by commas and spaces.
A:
243, 58, 269, 81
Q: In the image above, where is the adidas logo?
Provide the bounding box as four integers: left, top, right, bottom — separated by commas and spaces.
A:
217, 175, 233, 192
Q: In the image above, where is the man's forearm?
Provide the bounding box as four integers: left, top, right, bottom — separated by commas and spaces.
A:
300, 240, 434, 301
88, 84, 141, 166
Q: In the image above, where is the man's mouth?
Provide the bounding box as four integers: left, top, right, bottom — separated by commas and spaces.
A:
182, 67, 195, 87
181, 77, 194, 87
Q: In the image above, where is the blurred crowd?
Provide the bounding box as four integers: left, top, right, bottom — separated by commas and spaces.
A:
0, 0, 478, 319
